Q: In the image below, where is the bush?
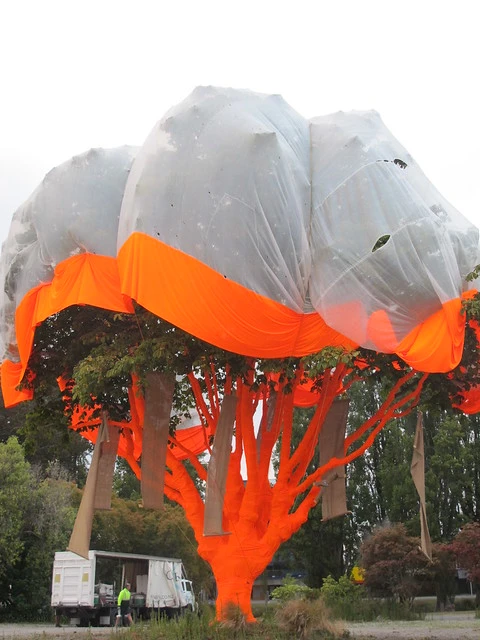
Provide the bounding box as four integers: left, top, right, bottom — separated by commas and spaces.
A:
319, 574, 422, 621
275, 598, 345, 639
360, 524, 428, 604
320, 575, 369, 620
270, 576, 319, 602
321, 575, 363, 606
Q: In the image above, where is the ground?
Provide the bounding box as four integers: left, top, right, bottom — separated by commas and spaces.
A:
347, 611, 480, 639
0, 611, 478, 639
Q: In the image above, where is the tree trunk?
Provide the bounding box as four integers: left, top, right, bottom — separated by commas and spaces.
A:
199, 532, 274, 622
215, 577, 256, 622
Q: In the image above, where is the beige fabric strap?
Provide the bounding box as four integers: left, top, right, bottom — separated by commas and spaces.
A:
67, 416, 106, 558
319, 398, 350, 521
141, 372, 175, 509
94, 411, 120, 510
411, 411, 432, 559
203, 394, 237, 536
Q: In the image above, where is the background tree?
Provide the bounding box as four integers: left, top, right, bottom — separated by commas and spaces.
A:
425, 543, 457, 612
271, 404, 346, 585
450, 522, 480, 606
18, 383, 89, 484
0, 438, 32, 582
90, 500, 212, 593
360, 523, 429, 604
0, 438, 78, 620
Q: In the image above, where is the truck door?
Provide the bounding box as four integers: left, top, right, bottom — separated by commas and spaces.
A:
51, 555, 94, 607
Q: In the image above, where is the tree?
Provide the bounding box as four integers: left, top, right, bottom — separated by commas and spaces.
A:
18, 383, 89, 485
271, 405, 345, 586
360, 523, 429, 604
0, 439, 78, 620
24, 302, 445, 622
0, 438, 32, 580
9, 474, 78, 618
425, 543, 456, 612
450, 522, 480, 606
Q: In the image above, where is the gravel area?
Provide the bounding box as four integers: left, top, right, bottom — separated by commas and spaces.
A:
347, 611, 480, 639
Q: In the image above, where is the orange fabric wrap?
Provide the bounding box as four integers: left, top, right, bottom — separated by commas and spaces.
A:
117, 232, 355, 358
396, 297, 466, 373
1, 361, 34, 406
0, 239, 474, 409
1, 253, 133, 407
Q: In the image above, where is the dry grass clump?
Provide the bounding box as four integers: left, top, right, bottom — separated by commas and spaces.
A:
275, 597, 345, 639
217, 602, 248, 634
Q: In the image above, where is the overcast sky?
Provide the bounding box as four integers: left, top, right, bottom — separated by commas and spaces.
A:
1, 0, 478, 247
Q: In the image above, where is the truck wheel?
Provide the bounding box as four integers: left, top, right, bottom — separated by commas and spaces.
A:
79, 617, 90, 627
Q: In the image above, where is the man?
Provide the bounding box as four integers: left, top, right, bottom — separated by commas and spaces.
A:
116, 581, 133, 627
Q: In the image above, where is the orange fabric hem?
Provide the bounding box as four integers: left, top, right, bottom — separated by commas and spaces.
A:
117, 232, 355, 358
395, 295, 471, 373
1, 253, 133, 407
1, 238, 474, 408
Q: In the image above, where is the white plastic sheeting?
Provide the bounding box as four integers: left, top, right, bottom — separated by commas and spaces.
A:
119, 86, 479, 352
1, 86, 478, 368
0, 146, 137, 361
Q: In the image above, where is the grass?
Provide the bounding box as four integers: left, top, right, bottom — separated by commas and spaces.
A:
106, 603, 346, 639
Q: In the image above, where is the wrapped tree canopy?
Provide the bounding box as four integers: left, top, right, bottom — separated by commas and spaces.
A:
1, 87, 479, 406
0, 146, 137, 405
1, 86, 479, 621
117, 88, 478, 371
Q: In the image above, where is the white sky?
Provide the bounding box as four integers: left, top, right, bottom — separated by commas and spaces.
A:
1, 0, 479, 246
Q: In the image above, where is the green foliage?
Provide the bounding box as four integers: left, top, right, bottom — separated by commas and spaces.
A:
320, 575, 363, 608
113, 458, 141, 500
301, 346, 359, 378
465, 266, 480, 283
19, 386, 89, 484
320, 575, 372, 621
0, 437, 32, 580
270, 576, 318, 602
0, 438, 78, 620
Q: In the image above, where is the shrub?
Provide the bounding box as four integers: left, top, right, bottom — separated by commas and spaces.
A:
360, 524, 428, 604
275, 598, 344, 639
270, 576, 318, 602
321, 575, 363, 606
319, 574, 421, 621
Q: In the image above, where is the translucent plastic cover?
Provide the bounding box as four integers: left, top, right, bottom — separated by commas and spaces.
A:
1, 86, 478, 384
0, 146, 137, 361
119, 86, 478, 354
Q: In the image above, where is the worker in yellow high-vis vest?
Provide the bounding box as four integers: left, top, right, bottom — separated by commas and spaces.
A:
115, 581, 133, 627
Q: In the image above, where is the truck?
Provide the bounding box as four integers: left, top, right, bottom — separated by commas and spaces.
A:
51, 550, 195, 626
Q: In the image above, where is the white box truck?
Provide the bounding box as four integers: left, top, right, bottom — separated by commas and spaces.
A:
51, 550, 195, 626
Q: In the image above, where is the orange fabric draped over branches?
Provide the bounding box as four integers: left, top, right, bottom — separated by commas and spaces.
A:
176, 361, 427, 621
63, 355, 429, 622
59, 375, 215, 480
